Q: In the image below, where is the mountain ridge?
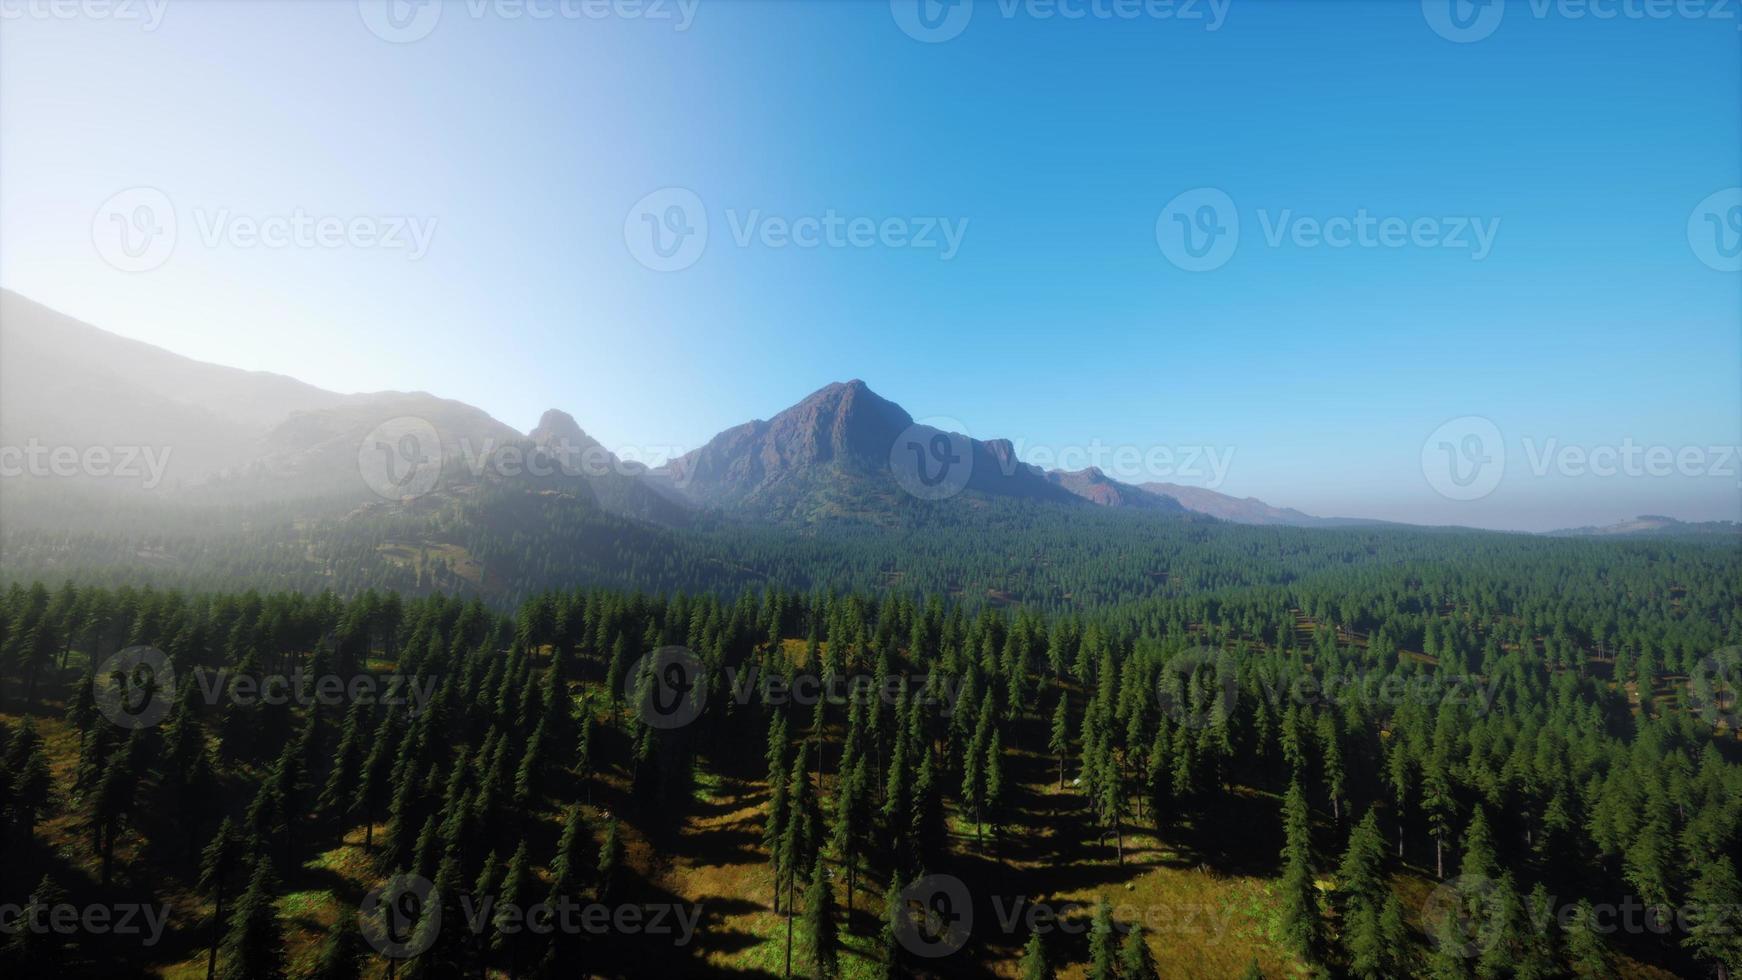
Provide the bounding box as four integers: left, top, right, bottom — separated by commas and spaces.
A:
10, 290, 1721, 533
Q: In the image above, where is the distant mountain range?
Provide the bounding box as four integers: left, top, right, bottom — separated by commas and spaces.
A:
1546, 515, 1742, 538
1, 290, 1722, 534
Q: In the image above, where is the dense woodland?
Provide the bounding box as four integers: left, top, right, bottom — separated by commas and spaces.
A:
0, 514, 1739, 978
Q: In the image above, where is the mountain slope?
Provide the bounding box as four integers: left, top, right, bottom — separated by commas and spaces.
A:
1546, 515, 1742, 538
1138, 482, 1328, 525
0, 289, 353, 486
1045, 468, 1187, 513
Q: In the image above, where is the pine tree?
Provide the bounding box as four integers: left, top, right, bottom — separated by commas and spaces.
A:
1089, 896, 1118, 980
4, 874, 67, 971
1684, 857, 1742, 978
1118, 923, 1159, 979
765, 712, 792, 909
548, 804, 594, 906
802, 857, 840, 980
493, 842, 536, 974
782, 746, 822, 978
1049, 693, 1070, 789
198, 818, 245, 980
1421, 754, 1454, 879
218, 856, 285, 980
597, 817, 624, 903
1279, 780, 1321, 962
1019, 929, 1053, 980
1474, 873, 1522, 980
1459, 807, 1498, 882
307, 909, 364, 980
1338, 809, 1391, 977
1564, 899, 1609, 978
984, 726, 1006, 840
12, 743, 52, 836
831, 755, 867, 913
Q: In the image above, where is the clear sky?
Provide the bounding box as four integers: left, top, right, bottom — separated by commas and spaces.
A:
3, 0, 1738, 531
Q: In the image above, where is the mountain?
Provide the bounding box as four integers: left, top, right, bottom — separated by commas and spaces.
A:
1546, 515, 1742, 538
1135, 482, 1397, 528
233, 390, 526, 502
654, 380, 1083, 522
1044, 468, 1187, 512
0, 289, 352, 487
1138, 482, 1324, 525
0, 291, 677, 517
526, 409, 690, 523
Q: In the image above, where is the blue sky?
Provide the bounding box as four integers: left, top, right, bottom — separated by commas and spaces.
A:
2, 0, 1738, 530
